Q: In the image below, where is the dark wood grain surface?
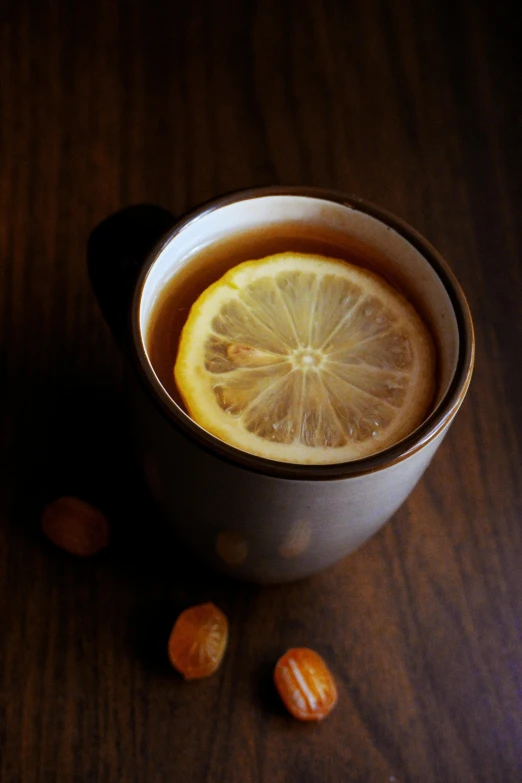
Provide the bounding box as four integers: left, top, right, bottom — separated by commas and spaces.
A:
1, 1, 521, 781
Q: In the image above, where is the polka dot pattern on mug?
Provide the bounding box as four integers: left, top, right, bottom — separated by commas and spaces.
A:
279, 519, 312, 559
215, 531, 249, 565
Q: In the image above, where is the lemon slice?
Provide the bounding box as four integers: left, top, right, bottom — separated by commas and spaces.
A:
174, 252, 435, 464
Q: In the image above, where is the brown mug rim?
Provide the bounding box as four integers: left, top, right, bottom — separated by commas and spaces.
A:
130, 186, 475, 481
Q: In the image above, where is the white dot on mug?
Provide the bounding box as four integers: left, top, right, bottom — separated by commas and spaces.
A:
215, 531, 249, 565
279, 519, 312, 559
142, 451, 163, 502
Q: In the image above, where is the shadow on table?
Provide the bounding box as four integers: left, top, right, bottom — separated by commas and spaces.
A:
13, 378, 262, 673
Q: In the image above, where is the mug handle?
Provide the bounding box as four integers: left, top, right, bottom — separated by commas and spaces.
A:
87, 204, 177, 345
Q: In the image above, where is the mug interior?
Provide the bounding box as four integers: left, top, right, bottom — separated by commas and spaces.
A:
134, 191, 472, 477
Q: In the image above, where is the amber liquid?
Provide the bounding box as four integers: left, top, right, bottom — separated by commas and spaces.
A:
146, 221, 438, 411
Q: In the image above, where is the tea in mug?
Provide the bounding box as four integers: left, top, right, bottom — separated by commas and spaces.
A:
147, 222, 436, 464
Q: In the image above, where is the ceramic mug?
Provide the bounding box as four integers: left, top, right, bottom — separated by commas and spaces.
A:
88, 187, 474, 583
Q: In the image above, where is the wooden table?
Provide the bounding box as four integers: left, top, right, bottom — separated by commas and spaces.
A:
2, 1, 521, 781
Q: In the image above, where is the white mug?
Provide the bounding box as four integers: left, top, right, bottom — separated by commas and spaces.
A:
88, 187, 474, 583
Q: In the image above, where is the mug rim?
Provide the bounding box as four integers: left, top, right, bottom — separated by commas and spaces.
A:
130, 186, 475, 481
